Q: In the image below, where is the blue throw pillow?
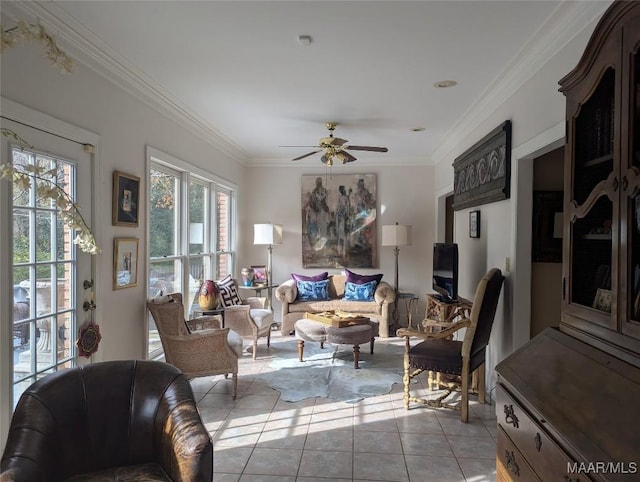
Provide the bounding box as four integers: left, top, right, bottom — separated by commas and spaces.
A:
296, 279, 330, 301
344, 280, 377, 302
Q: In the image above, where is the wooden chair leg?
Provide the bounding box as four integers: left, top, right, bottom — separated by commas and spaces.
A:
232, 373, 238, 399
253, 339, 258, 360
461, 361, 470, 423
477, 363, 486, 404
267, 328, 271, 348
403, 336, 411, 409
353, 344, 361, 369
370, 337, 375, 354
297, 339, 304, 362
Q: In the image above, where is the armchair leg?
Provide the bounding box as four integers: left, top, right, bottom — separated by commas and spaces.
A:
461, 361, 470, 423
297, 339, 304, 362
477, 363, 486, 404
370, 337, 375, 354
403, 336, 411, 409
232, 373, 238, 399
253, 339, 258, 360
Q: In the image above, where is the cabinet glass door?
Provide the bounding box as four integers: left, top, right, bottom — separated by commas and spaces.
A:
569, 68, 616, 323
626, 39, 640, 330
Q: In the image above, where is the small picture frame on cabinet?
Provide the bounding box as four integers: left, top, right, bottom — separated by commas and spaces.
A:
592, 288, 612, 313
469, 210, 480, 238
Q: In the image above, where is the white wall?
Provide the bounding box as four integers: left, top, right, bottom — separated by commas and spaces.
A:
242, 165, 436, 321
431, 14, 603, 395
1, 41, 245, 362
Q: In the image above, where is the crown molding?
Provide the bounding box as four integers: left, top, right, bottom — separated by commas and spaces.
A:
432, 0, 612, 164
3, 1, 248, 163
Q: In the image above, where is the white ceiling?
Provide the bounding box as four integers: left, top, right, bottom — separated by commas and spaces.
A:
3, 1, 612, 167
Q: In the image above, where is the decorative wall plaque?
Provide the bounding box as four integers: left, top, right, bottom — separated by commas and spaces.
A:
453, 120, 512, 210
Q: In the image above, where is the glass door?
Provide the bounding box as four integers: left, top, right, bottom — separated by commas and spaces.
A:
622, 21, 640, 338
1, 119, 93, 406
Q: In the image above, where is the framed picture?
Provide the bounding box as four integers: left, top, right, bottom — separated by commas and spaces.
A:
301, 173, 377, 268
251, 265, 267, 285
532, 191, 563, 263
453, 120, 512, 210
113, 237, 139, 290
469, 210, 481, 238
592, 288, 612, 313
112, 171, 140, 227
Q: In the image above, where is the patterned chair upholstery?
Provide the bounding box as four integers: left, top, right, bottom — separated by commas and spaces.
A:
147, 293, 242, 398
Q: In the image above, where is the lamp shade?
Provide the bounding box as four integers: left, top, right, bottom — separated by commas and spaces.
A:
253, 223, 283, 245
381, 224, 412, 247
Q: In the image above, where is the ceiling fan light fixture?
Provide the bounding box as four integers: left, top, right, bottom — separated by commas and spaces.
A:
320, 154, 333, 166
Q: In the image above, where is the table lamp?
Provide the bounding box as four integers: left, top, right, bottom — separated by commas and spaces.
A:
381, 222, 412, 324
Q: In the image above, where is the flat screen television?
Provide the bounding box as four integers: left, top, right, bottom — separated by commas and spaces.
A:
432, 243, 458, 302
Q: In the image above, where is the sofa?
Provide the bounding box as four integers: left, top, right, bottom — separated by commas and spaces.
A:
275, 274, 396, 337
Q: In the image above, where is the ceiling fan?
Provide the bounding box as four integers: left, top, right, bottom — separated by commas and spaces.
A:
285, 122, 388, 166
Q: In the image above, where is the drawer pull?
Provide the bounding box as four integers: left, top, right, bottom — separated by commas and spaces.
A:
505, 450, 520, 477
535, 432, 542, 452
504, 404, 519, 428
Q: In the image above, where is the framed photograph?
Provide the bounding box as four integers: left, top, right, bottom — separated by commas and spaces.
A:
112, 171, 140, 227
469, 210, 481, 238
251, 265, 267, 285
592, 288, 612, 313
113, 237, 139, 290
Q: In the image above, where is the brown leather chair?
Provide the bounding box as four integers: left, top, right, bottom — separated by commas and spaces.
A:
397, 268, 505, 422
0, 360, 212, 481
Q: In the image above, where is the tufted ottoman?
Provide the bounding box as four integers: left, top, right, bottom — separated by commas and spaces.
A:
294, 318, 379, 369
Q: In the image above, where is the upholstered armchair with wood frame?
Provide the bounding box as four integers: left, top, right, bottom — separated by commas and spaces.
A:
146, 292, 242, 398
397, 268, 504, 422
223, 284, 274, 360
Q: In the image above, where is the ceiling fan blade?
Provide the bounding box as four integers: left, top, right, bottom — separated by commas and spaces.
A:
279, 145, 320, 148
292, 150, 320, 161
337, 151, 357, 163
346, 145, 388, 152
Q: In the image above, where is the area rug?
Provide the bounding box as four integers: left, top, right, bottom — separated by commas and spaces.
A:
255, 338, 404, 403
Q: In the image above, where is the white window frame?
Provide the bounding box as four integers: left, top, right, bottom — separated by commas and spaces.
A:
145, 146, 237, 357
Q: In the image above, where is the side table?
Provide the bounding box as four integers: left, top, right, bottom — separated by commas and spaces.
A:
397, 291, 419, 329
238, 283, 279, 311
191, 308, 225, 328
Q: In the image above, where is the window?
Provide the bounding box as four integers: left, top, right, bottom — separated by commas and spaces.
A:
147, 149, 236, 358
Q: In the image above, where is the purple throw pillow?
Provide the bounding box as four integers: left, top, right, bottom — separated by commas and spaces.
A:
345, 268, 383, 285
291, 272, 329, 282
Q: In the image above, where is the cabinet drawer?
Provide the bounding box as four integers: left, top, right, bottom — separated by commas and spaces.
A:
497, 426, 540, 482
497, 385, 580, 481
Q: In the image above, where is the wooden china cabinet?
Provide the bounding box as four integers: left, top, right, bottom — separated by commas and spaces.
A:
496, 2, 640, 481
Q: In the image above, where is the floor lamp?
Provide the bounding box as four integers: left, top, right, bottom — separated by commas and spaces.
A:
253, 223, 283, 310
381, 222, 412, 325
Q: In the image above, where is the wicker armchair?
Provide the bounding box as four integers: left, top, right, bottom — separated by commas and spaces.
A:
397, 268, 504, 422
223, 281, 274, 360
146, 293, 242, 398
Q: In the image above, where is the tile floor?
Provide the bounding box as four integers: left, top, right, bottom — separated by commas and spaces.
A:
191, 332, 498, 482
